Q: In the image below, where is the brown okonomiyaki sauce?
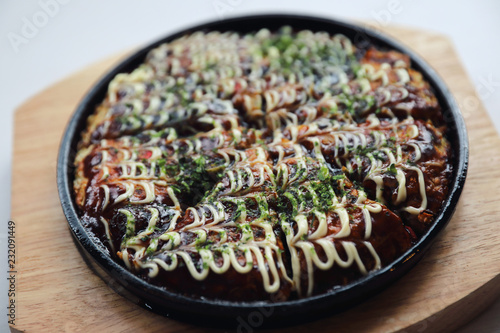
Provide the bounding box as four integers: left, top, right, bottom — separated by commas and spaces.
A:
73, 27, 451, 301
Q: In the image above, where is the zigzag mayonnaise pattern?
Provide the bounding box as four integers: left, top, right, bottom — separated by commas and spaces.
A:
74, 27, 450, 300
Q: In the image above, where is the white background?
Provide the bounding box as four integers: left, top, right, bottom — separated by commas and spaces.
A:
1, 0, 499, 332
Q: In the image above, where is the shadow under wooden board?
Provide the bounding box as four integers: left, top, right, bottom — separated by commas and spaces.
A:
11, 24, 500, 333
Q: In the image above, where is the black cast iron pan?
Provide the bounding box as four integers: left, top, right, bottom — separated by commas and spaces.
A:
57, 14, 469, 329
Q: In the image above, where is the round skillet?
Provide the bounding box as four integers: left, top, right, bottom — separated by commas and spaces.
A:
57, 14, 469, 328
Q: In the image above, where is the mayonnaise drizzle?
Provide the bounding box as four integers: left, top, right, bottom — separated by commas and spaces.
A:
75, 27, 445, 299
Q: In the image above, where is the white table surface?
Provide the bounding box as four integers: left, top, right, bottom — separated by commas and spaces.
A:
1, 1, 499, 332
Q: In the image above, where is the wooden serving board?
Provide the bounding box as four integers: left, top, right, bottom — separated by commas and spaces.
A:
11, 25, 500, 332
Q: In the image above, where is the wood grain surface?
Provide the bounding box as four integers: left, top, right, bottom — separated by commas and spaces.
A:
11, 25, 500, 332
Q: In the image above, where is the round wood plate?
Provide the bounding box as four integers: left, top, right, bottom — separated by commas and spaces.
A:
11, 24, 500, 332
